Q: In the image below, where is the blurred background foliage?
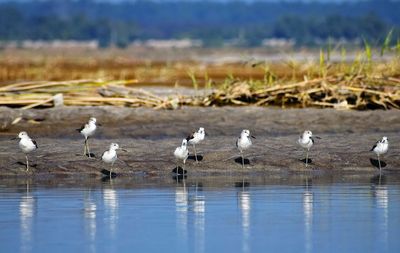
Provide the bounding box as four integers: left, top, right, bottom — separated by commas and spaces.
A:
0, 0, 399, 48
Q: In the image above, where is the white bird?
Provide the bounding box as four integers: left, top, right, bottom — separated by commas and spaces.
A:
186, 127, 206, 163
236, 129, 255, 168
298, 130, 320, 167
13, 131, 38, 172
370, 136, 389, 172
102, 143, 120, 178
77, 117, 98, 158
174, 139, 189, 174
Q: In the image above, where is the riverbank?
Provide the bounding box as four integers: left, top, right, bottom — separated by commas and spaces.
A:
0, 106, 399, 177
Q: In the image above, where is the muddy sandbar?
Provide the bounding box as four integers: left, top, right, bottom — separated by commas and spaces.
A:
0, 106, 399, 177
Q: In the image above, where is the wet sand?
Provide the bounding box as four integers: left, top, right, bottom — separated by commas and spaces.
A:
0, 106, 399, 177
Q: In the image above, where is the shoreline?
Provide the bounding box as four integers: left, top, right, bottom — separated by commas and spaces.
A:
0, 172, 398, 187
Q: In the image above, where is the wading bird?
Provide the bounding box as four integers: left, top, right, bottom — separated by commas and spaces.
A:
186, 127, 206, 163
13, 131, 38, 172
102, 143, 121, 178
77, 117, 98, 158
371, 136, 389, 172
174, 139, 189, 174
298, 130, 320, 167
236, 129, 255, 168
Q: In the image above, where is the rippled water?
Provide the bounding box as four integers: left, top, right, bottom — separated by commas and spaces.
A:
0, 175, 399, 253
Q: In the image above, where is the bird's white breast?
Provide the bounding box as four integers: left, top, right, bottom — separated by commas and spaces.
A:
374, 142, 388, 155
238, 136, 252, 151
102, 150, 117, 163
298, 137, 313, 149
188, 132, 204, 145
81, 123, 96, 137
19, 138, 36, 153
174, 147, 188, 160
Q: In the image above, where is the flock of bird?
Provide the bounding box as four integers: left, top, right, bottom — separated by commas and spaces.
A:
173, 128, 389, 174
12, 117, 390, 177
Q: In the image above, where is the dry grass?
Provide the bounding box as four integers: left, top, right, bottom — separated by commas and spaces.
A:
0, 48, 399, 110
202, 52, 400, 109
0, 80, 179, 109
204, 76, 400, 109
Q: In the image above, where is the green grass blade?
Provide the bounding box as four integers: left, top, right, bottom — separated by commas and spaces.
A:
381, 29, 394, 57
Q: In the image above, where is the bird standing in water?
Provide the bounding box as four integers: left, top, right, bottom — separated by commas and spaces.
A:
77, 117, 98, 158
13, 131, 38, 172
236, 129, 255, 169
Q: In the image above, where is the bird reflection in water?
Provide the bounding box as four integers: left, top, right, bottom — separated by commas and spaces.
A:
20, 181, 36, 253
237, 180, 250, 253
175, 178, 188, 247
172, 166, 187, 183
103, 181, 119, 240
189, 182, 205, 253
84, 189, 97, 253
371, 174, 388, 251
303, 177, 313, 253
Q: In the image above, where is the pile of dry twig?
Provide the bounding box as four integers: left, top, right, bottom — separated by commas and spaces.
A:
0, 80, 182, 109
0, 75, 399, 110
202, 75, 400, 110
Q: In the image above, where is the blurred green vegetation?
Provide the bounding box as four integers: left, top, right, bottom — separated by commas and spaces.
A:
0, 0, 399, 47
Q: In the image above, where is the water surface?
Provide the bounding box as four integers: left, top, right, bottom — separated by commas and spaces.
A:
0, 175, 399, 253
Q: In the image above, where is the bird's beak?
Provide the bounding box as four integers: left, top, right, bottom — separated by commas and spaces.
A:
314, 136, 321, 139
251, 135, 256, 139
10, 137, 17, 140
121, 149, 128, 152
205, 132, 209, 136
97, 123, 102, 127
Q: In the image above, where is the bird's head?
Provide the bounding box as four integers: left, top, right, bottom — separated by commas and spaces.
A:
110, 143, 119, 150
382, 136, 388, 143
89, 117, 97, 124
242, 129, 255, 139
304, 130, 313, 138
18, 131, 28, 139
181, 139, 188, 147
199, 127, 206, 135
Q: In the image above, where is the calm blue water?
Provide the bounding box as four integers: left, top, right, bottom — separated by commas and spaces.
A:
0, 176, 400, 253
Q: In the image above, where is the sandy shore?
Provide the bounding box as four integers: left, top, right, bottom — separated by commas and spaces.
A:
0, 106, 399, 177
